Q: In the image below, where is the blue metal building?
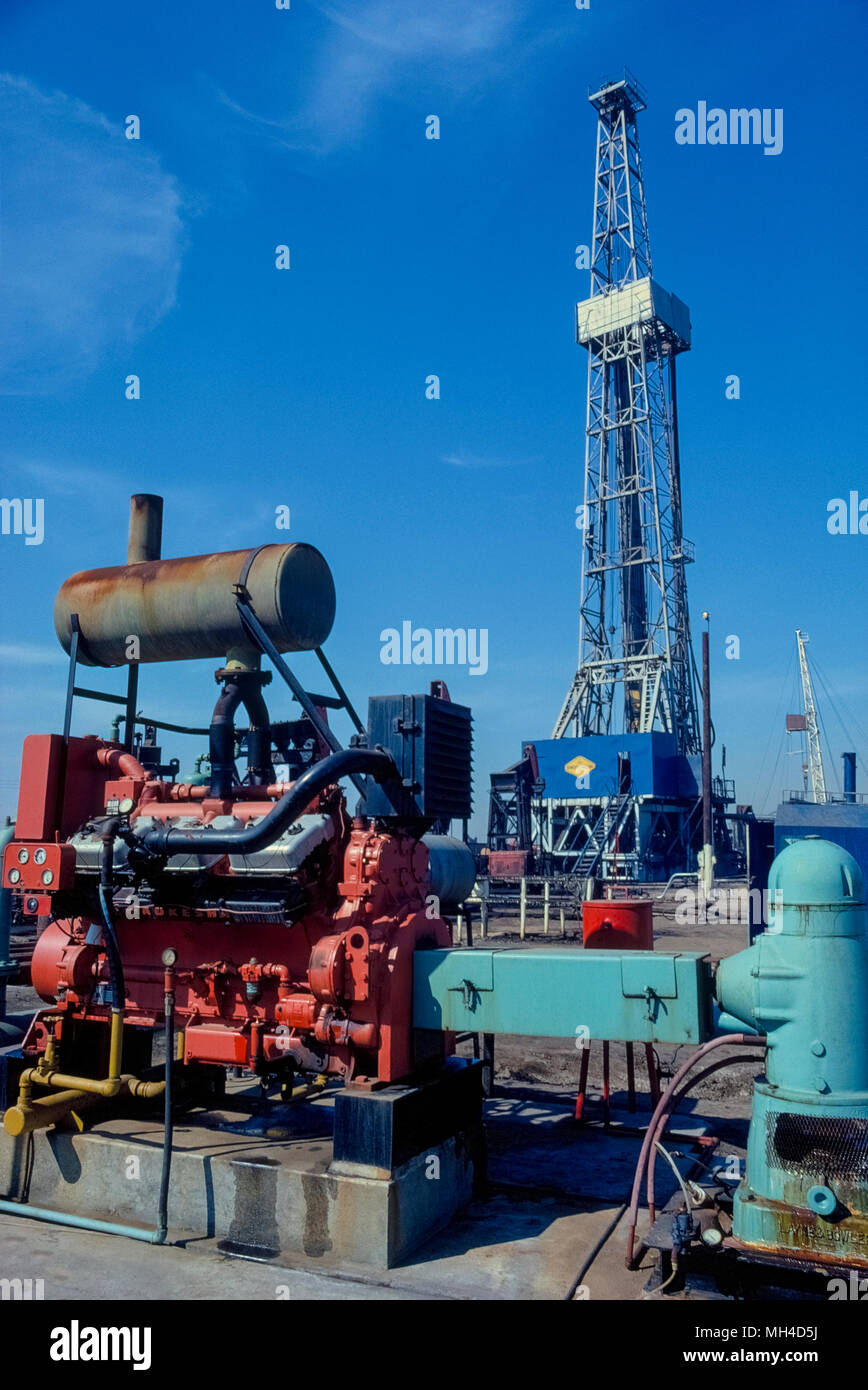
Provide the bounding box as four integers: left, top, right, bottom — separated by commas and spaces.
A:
775, 800, 868, 884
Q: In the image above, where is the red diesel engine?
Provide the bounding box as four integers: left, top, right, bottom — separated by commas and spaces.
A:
3, 496, 474, 1135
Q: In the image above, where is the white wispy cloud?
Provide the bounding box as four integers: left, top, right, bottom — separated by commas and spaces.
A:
0, 75, 185, 393
442, 451, 532, 469
217, 0, 524, 154
9, 456, 125, 496
0, 643, 66, 666
316, 1, 519, 56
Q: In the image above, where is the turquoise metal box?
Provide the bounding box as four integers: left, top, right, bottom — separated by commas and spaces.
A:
413, 948, 714, 1045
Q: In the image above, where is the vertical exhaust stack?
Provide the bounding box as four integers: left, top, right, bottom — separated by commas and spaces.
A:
699, 617, 714, 900
127, 494, 164, 565
124, 495, 162, 751
843, 751, 857, 804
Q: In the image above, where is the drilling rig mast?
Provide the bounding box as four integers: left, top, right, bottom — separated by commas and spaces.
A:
554, 71, 700, 751
488, 72, 734, 887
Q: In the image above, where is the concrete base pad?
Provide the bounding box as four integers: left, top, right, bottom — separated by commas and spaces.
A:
0, 1089, 484, 1269
0, 1088, 726, 1299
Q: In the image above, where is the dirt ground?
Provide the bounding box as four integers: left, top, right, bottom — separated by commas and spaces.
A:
454, 899, 756, 1113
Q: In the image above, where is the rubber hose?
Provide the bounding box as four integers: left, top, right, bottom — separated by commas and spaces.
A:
136, 747, 400, 857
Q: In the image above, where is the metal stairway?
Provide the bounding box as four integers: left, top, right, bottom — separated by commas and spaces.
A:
571, 790, 633, 878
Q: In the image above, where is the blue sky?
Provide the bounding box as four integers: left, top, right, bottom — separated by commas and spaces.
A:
1, 0, 866, 832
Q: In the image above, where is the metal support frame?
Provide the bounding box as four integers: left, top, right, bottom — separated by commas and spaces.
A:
62, 616, 82, 743
235, 597, 366, 797
487, 757, 536, 854
123, 662, 139, 754
59, 602, 367, 797
532, 791, 709, 883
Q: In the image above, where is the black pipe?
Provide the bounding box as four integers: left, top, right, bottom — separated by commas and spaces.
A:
208, 681, 244, 798
241, 684, 274, 787
98, 822, 126, 1008
123, 662, 139, 754
156, 978, 174, 1243
136, 747, 400, 857
95, 823, 176, 1247
208, 676, 274, 797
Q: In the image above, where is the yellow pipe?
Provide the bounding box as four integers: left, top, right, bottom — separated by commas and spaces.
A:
28, 1070, 166, 1099
19, 1009, 125, 1101
4, 1072, 167, 1136
121, 1075, 165, 1100
3, 1008, 178, 1135
40, 1032, 57, 1072
108, 1006, 123, 1078
28, 1071, 121, 1097
285, 1073, 329, 1103
4, 1089, 104, 1137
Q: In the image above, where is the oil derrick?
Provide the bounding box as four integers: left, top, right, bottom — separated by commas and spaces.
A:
489, 73, 725, 886
554, 71, 700, 751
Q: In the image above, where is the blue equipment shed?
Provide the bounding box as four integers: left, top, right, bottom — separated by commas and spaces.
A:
774, 800, 868, 884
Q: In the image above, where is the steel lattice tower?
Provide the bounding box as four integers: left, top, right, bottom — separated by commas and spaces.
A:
554, 73, 701, 756
795, 629, 828, 804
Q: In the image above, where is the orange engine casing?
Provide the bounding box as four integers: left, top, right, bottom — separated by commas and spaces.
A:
28, 820, 454, 1085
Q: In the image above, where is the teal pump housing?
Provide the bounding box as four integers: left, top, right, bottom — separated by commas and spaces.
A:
716, 837, 868, 1266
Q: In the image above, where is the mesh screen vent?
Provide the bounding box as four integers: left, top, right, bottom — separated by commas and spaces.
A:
766, 1111, 868, 1181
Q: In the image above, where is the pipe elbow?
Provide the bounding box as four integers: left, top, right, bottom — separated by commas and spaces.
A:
121, 1075, 166, 1100
97, 746, 148, 781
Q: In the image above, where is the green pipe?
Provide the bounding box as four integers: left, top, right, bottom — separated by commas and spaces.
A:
0, 1199, 166, 1243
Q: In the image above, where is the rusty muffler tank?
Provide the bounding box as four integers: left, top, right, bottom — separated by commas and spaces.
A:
54, 543, 336, 666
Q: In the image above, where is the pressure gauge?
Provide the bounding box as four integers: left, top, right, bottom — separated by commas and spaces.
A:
161, 947, 178, 968
17, 848, 29, 864
701, 1226, 724, 1248
119, 797, 135, 815
34, 848, 47, 865
8, 868, 20, 884
41, 870, 54, 886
